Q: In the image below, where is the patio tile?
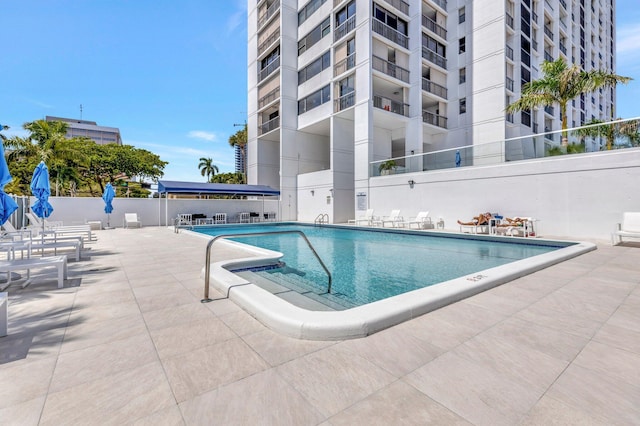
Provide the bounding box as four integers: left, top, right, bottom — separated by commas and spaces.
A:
218, 309, 266, 336
0, 357, 56, 408
572, 340, 640, 387
133, 405, 185, 426
49, 332, 157, 393
132, 281, 188, 298
593, 322, 640, 354
335, 326, 442, 377
150, 317, 237, 359
0, 395, 46, 426
68, 300, 142, 325
242, 329, 335, 366
520, 394, 613, 425
328, 380, 471, 425
135, 288, 200, 313
606, 302, 640, 333
142, 302, 215, 331
60, 312, 147, 353
179, 369, 324, 425
405, 351, 542, 426
162, 337, 269, 402
546, 363, 640, 425
40, 362, 175, 426
0, 326, 65, 364
275, 345, 396, 418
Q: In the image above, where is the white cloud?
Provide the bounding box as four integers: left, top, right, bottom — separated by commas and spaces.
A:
24, 98, 53, 109
617, 25, 640, 55
187, 130, 218, 142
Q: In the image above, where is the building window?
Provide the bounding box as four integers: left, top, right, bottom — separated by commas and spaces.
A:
298, 50, 331, 84
459, 67, 466, 84
373, 4, 408, 36
298, 17, 330, 55
298, 0, 327, 26
336, 1, 356, 27
459, 98, 467, 114
459, 37, 466, 54
298, 85, 331, 114
458, 7, 466, 24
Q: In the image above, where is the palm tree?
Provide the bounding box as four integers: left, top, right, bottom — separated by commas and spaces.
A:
198, 157, 219, 182
573, 118, 640, 150
506, 58, 632, 145
228, 124, 247, 176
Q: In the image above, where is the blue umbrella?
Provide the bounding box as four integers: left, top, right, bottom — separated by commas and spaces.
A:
30, 161, 54, 219
102, 183, 115, 228
455, 150, 461, 168
0, 141, 18, 225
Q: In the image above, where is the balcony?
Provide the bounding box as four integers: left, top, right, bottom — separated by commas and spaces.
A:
544, 51, 553, 62
532, 40, 538, 51
259, 116, 279, 135
506, 113, 514, 123
334, 53, 355, 77
506, 77, 514, 92
382, 0, 409, 15
258, 86, 280, 109
421, 46, 447, 69
506, 13, 514, 29
532, 12, 538, 23
544, 105, 554, 116
422, 15, 447, 39
258, 56, 280, 83
431, 0, 447, 10
372, 55, 410, 83
334, 91, 355, 112
422, 110, 447, 128
559, 42, 567, 55
506, 44, 514, 60
374, 94, 409, 116
422, 78, 447, 99
559, 0, 567, 9
257, 1, 280, 29
544, 26, 554, 40
372, 19, 409, 49
257, 29, 280, 56
334, 15, 356, 42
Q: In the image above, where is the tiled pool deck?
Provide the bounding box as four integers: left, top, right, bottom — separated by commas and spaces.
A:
0, 226, 638, 425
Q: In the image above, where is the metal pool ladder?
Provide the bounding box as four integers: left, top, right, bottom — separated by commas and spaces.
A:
314, 213, 329, 225
201, 230, 332, 302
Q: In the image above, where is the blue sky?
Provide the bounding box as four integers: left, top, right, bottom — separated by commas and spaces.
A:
1, 0, 639, 182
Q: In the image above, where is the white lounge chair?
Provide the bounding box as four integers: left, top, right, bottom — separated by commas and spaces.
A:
380, 210, 404, 228
214, 213, 227, 224
26, 211, 93, 241
403, 211, 433, 229
238, 212, 250, 223
176, 213, 192, 226
348, 209, 376, 226
124, 213, 142, 228
0, 255, 68, 290
612, 212, 640, 245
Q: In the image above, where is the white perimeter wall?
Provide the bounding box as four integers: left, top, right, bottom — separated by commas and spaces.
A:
18, 198, 280, 228
367, 148, 640, 241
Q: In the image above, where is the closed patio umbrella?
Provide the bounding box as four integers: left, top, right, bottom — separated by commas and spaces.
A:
102, 183, 115, 229
30, 161, 54, 246
455, 150, 461, 167
0, 141, 18, 225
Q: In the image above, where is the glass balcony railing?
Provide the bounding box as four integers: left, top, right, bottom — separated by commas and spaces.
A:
258, 86, 280, 109
334, 53, 355, 76
421, 46, 447, 69
422, 110, 447, 128
257, 1, 280, 29
334, 15, 356, 42
258, 56, 280, 82
506, 13, 514, 29
421, 78, 447, 99
374, 94, 409, 116
506, 77, 514, 91
369, 117, 640, 177
334, 91, 355, 112
506, 44, 514, 60
372, 19, 409, 49
259, 116, 279, 135
422, 15, 447, 39
544, 26, 554, 40
372, 55, 410, 83
431, 0, 447, 10
383, 0, 409, 15
258, 29, 280, 56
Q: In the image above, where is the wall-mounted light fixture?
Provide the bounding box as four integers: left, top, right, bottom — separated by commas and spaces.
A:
310, 190, 315, 196
408, 179, 415, 188
329, 188, 334, 197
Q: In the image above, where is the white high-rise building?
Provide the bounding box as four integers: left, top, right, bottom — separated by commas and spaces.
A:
247, 0, 616, 222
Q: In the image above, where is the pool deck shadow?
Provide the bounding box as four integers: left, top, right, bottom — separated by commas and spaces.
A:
0, 226, 638, 425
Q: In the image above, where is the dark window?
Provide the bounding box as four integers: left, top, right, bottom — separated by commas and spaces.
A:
459, 37, 466, 53
298, 17, 330, 55
336, 1, 356, 26
298, 50, 331, 84
459, 98, 466, 114
459, 67, 466, 84
298, 0, 327, 25
373, 4, 408, 35
458, 7, 466, 24
298, 85, 331, 114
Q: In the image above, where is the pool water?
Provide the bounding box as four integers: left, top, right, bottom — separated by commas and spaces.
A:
195, 223, 568, 309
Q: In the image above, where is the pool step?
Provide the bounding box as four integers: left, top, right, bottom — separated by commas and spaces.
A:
236, 269, 355, 311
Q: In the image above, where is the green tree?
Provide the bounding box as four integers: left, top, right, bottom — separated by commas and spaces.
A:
506, 58, 632, 145
211, 172, 245, 184
198, 157, 219, 182
228, 124, 247, 176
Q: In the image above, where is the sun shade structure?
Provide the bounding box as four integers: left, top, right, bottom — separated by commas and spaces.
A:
156, 180, 280, 226
157, 181, 280, 197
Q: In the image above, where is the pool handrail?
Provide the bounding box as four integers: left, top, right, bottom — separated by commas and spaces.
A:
201, 230, 333, 302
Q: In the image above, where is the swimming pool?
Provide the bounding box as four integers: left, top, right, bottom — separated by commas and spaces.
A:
196, 223, 565, 308
189, 223, 596, 340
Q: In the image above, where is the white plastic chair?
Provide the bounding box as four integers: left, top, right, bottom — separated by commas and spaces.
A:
124, 213, 142, 228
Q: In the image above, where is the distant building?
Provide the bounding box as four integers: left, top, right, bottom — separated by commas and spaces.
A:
234, 144, 246, 174
45, 116, 122, 145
